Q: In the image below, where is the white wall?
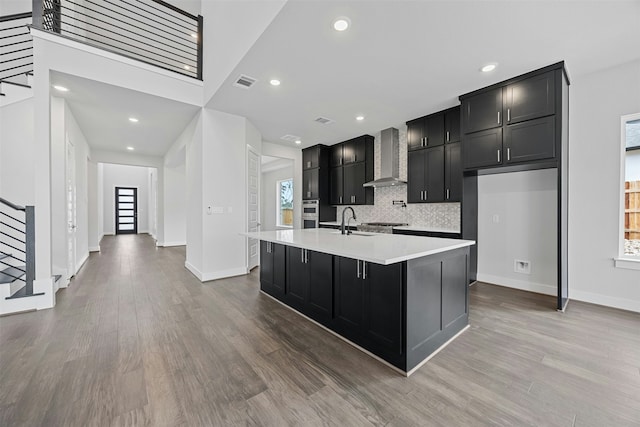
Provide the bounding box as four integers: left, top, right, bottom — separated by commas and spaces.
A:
186, 111, 204, 272
626, 150, 640, 181
262, 141, 303, 230
261, 162, 294, 231
101, 163, 152, 235
87, 160, 100, 251
569, 58, 640, 312
0, 0, 31, 15
477, 169, 558, 295
0, 98, 34, 206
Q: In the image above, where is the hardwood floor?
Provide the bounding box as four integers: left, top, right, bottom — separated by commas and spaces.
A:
1, 234, 640, 426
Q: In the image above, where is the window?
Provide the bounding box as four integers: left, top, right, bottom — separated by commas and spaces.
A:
619, 114, 640, 264
277, 179, 294, 228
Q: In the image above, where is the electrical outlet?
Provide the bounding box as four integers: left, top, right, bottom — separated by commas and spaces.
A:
492, 214, 500, 224
514, 259, 531, 274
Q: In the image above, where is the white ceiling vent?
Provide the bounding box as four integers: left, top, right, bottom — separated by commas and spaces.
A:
280, 134, 301, 142
233, 74, 257, 89
314, 116, 335, 125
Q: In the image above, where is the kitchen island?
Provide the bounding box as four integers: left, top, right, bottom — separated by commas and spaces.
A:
243, 228, 475, 376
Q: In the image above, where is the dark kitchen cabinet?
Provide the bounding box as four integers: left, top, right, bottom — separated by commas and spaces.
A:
504, 116, 555, 164
426, 113, 445, 147
462, 127, 503, 169
329, 166, 344, 205
444, 142, 462, 202
303, 145, 321, 170
260, 241, 285, 300
462, 87, 503, 134
407, 146, 444, 203
302, 168, 319, 200
408, 112, 446, 150
407, 118, 425, 151
504, 70, 555, 125
329, 135, 374, 205
285, 247, 334, 326
334, 256, 403, 363
445, 107, 461, 143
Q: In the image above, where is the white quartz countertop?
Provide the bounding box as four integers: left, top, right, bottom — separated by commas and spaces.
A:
393, 225, 461, 234
319, 221, 361, 227
242, 229, 474, 265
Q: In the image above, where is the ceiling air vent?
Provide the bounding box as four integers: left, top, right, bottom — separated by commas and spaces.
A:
280, 134, 301, 142
233, 74, 257, 89
314, 116, 335, 125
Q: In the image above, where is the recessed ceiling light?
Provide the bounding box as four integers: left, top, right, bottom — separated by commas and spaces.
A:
295, 140, 301, 145
53, 85, 68, 92
333, 17, 350, 31
129, 117, 139, 123
127, 146, 134, 151
184, 65, 191, 70
481, 63, 497, 73
270, 79, 281, 86
190, 33, 197, 39
356, 115, 364, 121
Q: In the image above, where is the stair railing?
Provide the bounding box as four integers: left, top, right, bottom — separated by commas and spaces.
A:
0, 197, 38, 299
0, 12, 34, 85
31, 0, 203, 80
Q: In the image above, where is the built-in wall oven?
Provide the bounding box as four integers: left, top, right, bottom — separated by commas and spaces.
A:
302, 200, 319, 228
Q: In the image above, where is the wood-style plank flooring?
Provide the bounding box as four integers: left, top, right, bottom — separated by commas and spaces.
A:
1, 234, 640, 426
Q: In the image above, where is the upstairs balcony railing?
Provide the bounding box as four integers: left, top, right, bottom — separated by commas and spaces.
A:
0, 12, 33, 85
32, 0, 203, 80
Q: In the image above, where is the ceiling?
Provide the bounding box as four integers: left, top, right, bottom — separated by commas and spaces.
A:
50, 71, 200, 157
207, 0, 640, 149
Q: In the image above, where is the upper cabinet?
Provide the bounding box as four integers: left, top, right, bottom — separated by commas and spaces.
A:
444, 107, 461, 143
407, 111, 447, 151
342, 136, 368, 164
461, 64, 565, 171
330, 144, 343, 167
302, 144, 330, 201
329, 135, 374, 205
302, 145, 321, 170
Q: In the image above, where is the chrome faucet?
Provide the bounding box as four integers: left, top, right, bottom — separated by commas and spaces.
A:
341, 207, 356, 235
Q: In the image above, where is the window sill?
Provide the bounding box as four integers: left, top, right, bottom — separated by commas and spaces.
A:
614, 257, 640, 270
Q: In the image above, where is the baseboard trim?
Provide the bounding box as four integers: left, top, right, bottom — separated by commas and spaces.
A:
476, 273, 556, 296
75, 253, 89, 275
89, 246, 100, 252
162, 241, 186, 247
570, 289, 640, 314
184, 262, 248, 282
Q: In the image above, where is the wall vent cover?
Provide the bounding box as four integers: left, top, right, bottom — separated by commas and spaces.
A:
233, 74, 257, 89
314, 116, 335, 125
280, 134, 301, 142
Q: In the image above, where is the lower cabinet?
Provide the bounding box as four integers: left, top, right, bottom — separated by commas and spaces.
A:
260, 241, 285, 300
334, 257, 404, 365
285, 247, 334, 327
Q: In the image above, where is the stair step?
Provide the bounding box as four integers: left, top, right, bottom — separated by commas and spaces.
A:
0, 253, 9, 261
0, 266, 25, 284
5, 284, 44, 300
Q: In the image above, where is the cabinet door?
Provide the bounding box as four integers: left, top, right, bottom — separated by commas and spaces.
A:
363, 262, 403, 358
343, 137, 366, 164
504, 116, 555, 164
286, 247, 307, 311
344, 163, 366, 205
334, 257, 365, 341
407, 150, 425, 203
272, 243, 286, 298
330, 144, 343, 167
302, 146, 319, 170
302, 168, 319, 200
259, 241, 273, 289
407, 118, 426, 151
306, 251, 334, 326
462, 87, 503, 134
425, 113, 445, 147
505, 71, 555, 125
425, 146, 445, 202
330, 167, 344, 205
445, 142, 462, 202
462, 127, 503, 170
445, 107, 461, 143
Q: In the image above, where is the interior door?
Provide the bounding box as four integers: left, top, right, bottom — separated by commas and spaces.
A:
247, 150, 260, 270
115, 187, 138, 234
66, 139, 76, 278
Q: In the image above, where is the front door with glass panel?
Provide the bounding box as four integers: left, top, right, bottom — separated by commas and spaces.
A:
115, 187, 137, 234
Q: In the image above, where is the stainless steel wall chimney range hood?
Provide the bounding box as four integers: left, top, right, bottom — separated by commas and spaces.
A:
363, 127, 407, 188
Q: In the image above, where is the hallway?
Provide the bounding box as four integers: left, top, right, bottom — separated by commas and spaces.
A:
1, 235, 640, 426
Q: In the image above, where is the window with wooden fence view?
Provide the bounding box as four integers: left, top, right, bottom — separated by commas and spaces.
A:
624, 117, 640, 256
278, 179, 293, 227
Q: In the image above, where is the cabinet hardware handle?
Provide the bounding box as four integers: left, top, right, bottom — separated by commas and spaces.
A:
507, 147, 511, 161
446, 131, 450, 141
497, 111, 501, 125
363, 261, 367, 280
304, 249, 308, 263
497, 149, 501, 163
446, 189, 450, 200
301, 249, 304, 263
357, 260, 360, 278
507, 108, 510, 122
307, 161, 311, 168
354, 155, 357, 162
339, 196, 342, 204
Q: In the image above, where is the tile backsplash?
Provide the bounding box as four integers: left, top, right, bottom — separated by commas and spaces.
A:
331, 126, 461, 231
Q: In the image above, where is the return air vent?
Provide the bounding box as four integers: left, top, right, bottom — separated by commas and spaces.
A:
280, 134, 301, 142
314, 116, 335, 125
233, 74, 257, 89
